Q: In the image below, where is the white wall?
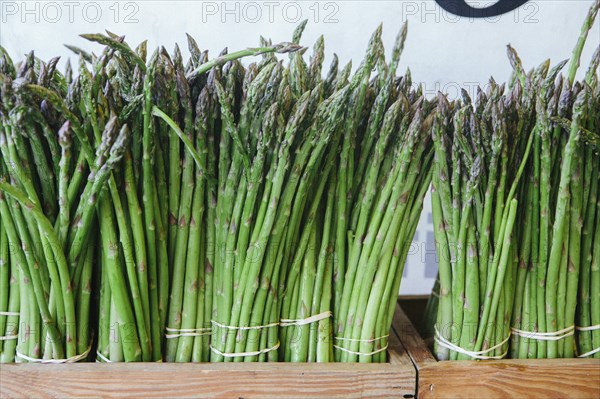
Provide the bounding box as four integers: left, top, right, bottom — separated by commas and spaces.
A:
2, 0, 599, 294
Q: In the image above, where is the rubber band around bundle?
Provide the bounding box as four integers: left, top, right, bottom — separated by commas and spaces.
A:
511, 325, 574, 341
576, 324, 600, 332
575, 325, 600, 357
333, 334, 389, 356
577, 346, 600, 358
16, 344, 91, 364
96, 351, 111, 363
209, 340, 280, 358
280, 311, 332, 327
333, 343, 388, 356
434, 325, 509, 360
334, 334, 389, 343
0, 311, 19, 316
0, 313, 19, 340
165, 326, 212, 339
211, 320, 279, 331
96, 351, 163, 362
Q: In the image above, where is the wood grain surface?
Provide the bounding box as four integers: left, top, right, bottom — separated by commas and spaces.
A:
416, 357, 600, 399
0, 304, 416, 399
394, 299, 600, 399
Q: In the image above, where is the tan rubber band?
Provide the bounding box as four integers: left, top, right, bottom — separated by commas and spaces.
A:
0, 311, 19, 316
434, 325, 509, 360
16, 344, 91, 364
96, 351, 111, 363
96, 351, 163, 362
576, 325, 600, 357
335, 334, 389, 343
209, 341, 280, 358
280, 311, 332, 327
211, 312, 331, 332
578, 347, 600, 358
211, 320, 279, 331
511, 325, 574, 341
166, 327, 212, 332
576, 324, 600, 332
165, 326, 212, 339
166, 332, 212, 339
333, 343, 388, 356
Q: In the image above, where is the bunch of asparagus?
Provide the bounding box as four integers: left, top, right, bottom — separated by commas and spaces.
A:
577, 125, 600, 359
0, 175, 19, 363
575, 63, 600, 359
0, 30, 304, 362
0, 50, 102, 362
0, 19, 435, 363
428, 0, 600, 360
431, 74, 535, 360
275, 23, 434, 363
332, 38, 434, 363
176, 33, 352, 363
510, 52, 600, 359
507, 2, 600, 360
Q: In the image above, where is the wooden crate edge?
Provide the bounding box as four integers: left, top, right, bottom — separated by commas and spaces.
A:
0, 305, 416, 399
394, 297, 600, 399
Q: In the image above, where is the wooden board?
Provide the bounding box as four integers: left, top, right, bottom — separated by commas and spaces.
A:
394, 298, 600, 399
0, 305, 416, 399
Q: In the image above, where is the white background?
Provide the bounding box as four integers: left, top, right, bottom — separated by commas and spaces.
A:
1, 0, 599, 294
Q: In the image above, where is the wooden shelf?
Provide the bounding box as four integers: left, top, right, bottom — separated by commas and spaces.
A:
0, 303, 416, 399
4, 298, 597, 398
394, 298, 600, 399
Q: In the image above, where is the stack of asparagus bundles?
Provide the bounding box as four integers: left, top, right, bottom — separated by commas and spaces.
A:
428, 0, 600, 361
0, 33, 304, 363
0, 19, 435, 363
